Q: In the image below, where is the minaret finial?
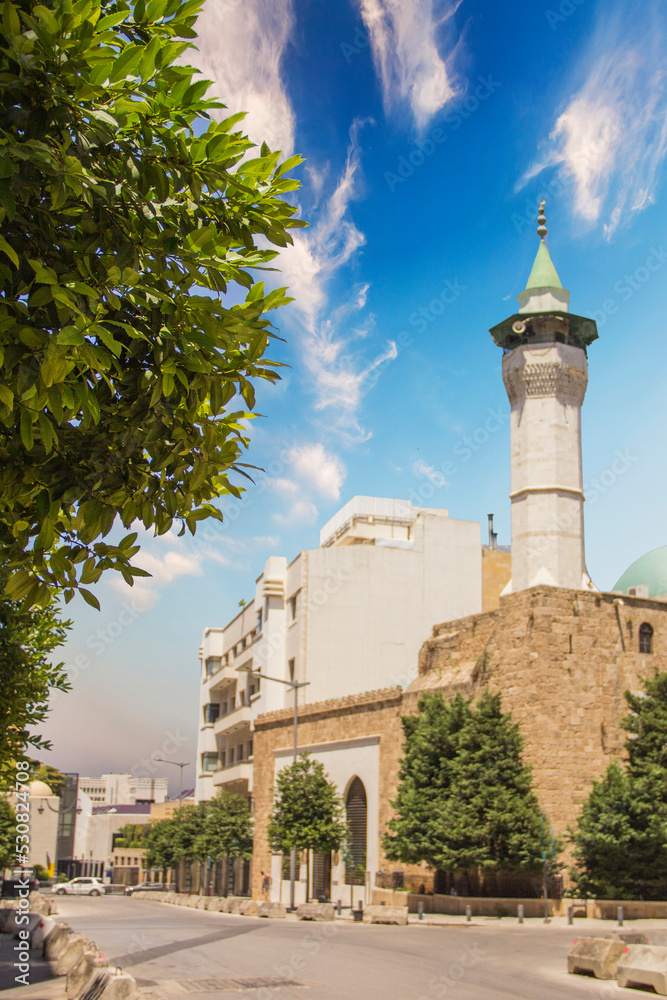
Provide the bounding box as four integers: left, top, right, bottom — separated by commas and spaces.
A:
537, 199, 548, 240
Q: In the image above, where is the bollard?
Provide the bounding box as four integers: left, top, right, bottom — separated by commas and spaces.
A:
617, 906, 624, 927
466, 905, 471, 922
336, 899, 341, 917
518, 904, 524, 924
568, 905, 573, 926
417, 901, 424, 920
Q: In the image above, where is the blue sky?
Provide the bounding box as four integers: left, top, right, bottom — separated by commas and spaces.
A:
41, 0, 667, 789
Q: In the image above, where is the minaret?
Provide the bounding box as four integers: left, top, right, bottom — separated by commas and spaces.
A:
490, 202, 598, 592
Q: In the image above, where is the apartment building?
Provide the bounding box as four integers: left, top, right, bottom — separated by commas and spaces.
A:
195, 496, 510, 803
78, 773, 168, 806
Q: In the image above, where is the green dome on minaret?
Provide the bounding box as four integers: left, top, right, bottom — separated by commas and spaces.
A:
522, 199, 563, 292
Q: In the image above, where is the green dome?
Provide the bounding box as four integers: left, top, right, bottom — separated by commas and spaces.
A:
613, 545, 667, 598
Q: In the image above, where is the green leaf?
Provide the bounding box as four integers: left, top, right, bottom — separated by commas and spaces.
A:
79, 588, 101, 610
0, 234, 18, 267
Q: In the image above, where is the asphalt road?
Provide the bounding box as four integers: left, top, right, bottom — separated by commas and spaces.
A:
13, 895, 651, 1000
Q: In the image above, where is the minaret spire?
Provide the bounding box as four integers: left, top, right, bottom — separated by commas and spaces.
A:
489, 208, 599, 594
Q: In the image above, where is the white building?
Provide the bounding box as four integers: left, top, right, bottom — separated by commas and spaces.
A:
78, 773, 168, 806
196, 496, 506, 803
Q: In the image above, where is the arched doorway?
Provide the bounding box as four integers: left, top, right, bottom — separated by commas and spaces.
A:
345, 777, 367, 885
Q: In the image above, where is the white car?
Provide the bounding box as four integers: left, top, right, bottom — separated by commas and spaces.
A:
55, 877, 106, 896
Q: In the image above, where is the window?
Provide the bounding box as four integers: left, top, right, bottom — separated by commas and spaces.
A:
247, 740, 253, 758
203, 703, 220, 724
288, 658, 295, 682
289, 594, 297, 621
220, 751, 226, 768
201, 753, 218, 772
229, 748, 235, 765
256, 608, 263, 632
205, 656, 221, 676
230, 695, 235, 711
639, 622, 654, 654
238, 745, 244, 761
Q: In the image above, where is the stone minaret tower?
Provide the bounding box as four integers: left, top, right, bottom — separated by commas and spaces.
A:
490, 202, 598, 592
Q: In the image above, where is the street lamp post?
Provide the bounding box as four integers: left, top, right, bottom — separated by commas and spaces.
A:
154, 758, 189, 893
241, 666, 309, 911
154, 758, 189, 808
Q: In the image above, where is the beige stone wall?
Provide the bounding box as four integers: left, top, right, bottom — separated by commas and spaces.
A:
411, 585, 667, 838
481, 548, 511, 611
251, 688, 403, 900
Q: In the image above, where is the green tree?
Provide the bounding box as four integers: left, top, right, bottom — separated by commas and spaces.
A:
570, 669, 667, 899
32, 762, 67, 796
384, 692, 546, 878
0, 799, 17, 873
0, 574, 71, 783
195, 791, 252, 896
0, 0, 304, 608
144, 817, 180, 883
569, 762, 667, 899
268, 754, 347, 897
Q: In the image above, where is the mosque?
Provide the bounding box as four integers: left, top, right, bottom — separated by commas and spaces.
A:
246, 205, 667, 904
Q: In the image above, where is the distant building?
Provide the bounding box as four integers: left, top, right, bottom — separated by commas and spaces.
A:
78, 773, 168, 806
196, 497, 510, 804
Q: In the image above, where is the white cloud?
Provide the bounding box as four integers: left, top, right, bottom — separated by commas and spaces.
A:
520, 5, 667, 238
414, 460, 448, 486
273, 499, 318, 527
193, 0, 295, 154
108, 543, 204, 611
278, 123, 398, 438
355, 0, 459, 129
267, 476, 300, 496
289, 444, 347, 501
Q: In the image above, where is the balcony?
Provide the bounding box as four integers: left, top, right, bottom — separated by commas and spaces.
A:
206, 662, 238, 692
213, 703, 252, 735
212, 759, 253, 792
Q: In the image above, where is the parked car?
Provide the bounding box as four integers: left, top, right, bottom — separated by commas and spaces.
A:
124, 882, 166, 896
1, 875, 40, 898
55, 877, 107, 896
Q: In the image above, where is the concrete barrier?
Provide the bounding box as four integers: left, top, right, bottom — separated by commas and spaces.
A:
29, 914, 57, 950
207, 897, 227, 912
0, 907, 16, 931
257, 902, 287, 919
44, 923, 73, 961
239, 900, 258, 917
185, 895, 201, 908
76, 970, 139, 1000
4, 912, 43, 938
617, 944, 667, 994
196, 898, 208, 909
297, 903, 335, 922
607, 931, 650, 945
54, 932, 89, 975
567, 937, 626, 979
226, 897, 246, 915
366, 905, 408, 926
66, 949, 109, 997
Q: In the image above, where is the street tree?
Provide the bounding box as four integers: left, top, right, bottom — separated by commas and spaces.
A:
195, 791, 252, 895
144, 816, 180, 885
0, 573, 70, 783
0, 799, 17, 873
570, 669, 667, 898
267, 754, 347, 896
0, 0, 304, 609
32, 763, 67, 796
384, 692, 546, 881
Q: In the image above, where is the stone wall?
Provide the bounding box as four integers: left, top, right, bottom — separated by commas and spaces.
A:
409, 585, 667, 836
481, 548, 511, 611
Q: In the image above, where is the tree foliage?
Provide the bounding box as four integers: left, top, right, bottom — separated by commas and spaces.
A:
0, 0, 304, 608
267, 754, 347, 856
0, 798, 17, 872
32, 762, 67, 796
570, 669, 667, 899
384, 692, 546, 875
195, 790, 252, 862
0, 570, 71, 783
